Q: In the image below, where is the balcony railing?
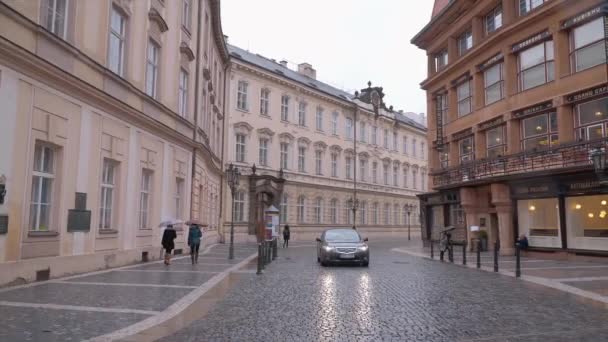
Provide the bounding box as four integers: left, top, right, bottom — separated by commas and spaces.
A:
431, 138, 608, 188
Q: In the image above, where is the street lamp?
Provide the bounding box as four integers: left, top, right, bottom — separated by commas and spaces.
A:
349, 198, 359, 229
226, 163, 241, 259
405, 203, 416, 241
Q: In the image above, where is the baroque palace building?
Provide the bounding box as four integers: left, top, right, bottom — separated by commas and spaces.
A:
0, 0, 228, 286
413, 0, 608, 254
223, 45, 428, 240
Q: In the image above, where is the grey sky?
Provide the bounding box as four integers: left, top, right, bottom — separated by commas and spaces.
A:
221, 1, 434, 115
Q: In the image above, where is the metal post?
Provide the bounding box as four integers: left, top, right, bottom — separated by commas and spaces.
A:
476, 240, 481, 269
462, 243, 467, 265
272, 238, 277, 260
515, 243, 521, 278
266, 242, 271, 264
229, 188, 235, 260
493, 241, 499, 272
257, 243, 263, 275
430, 240, 434, 259
407, 212, 411, 241
449, 243, 454, 263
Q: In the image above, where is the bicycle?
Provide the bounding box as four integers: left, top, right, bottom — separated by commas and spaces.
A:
439, 226, 455, 262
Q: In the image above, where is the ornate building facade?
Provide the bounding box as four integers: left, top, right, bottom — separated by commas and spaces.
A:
223, 45, 428, 240
0, 0, 228, 286
413, 0, 608, 254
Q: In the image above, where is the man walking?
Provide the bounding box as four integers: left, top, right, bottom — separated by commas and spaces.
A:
188, 224, 203, 264
283, 224, 290, 248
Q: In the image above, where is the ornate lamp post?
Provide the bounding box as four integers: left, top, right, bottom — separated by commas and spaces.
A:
349, 198, 359, 229
226, 163, 241, 260
405, 203, 416, 241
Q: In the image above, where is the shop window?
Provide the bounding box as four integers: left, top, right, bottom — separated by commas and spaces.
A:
571, 18, 607, 72
576, 97, 608, 140
521, 112, 558, 150
486, 126, 506, 158
518, 40, 554, 91
517, 198, 561, 248
566, 195, 608, 250
459, 136, 474, 163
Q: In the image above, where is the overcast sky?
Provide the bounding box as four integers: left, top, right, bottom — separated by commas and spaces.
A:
221, 1, 434, 115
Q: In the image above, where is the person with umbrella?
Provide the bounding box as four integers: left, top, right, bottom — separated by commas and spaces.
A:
160, 221, 178, 265
187, 221, 203, 264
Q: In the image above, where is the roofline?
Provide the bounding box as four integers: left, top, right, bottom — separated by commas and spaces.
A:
210, 0, 230, 64
410, 0, 457, 47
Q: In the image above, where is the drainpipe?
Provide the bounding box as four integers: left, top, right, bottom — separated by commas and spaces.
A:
353, 103, 358, 228
219, 61, 229, 241
190, 0, 204, 218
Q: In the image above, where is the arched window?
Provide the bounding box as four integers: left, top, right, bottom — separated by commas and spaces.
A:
297, 196, 306, 223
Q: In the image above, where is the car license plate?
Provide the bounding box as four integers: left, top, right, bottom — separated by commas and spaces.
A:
340, 253, 355, 259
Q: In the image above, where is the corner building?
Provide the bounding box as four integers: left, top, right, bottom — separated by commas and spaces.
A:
224, 45, 428, 240
0, 0, 228, 286
413, 0, 608, 254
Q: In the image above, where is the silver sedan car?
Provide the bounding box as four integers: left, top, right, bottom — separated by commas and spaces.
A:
316, 229, 369, 267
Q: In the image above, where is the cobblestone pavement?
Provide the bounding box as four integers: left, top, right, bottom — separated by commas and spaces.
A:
163, 239, 608, 342
0, 243, 257, 342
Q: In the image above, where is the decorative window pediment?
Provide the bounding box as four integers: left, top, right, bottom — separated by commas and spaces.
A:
257, 128, 275, 140
382, 157, 391, 165
297, 137, 311, 147
329, 145, 342, 153
358, 151, 370, 159
233, 122, 253, 136
344, 148, 355, 156
412, 164, 420, 171
279, 132, 295, 143
313, 141, 327, 151
403, 161, 410, 168
180, 42, 195, 61
148, 7, 168, 33
393, 160, 401, 167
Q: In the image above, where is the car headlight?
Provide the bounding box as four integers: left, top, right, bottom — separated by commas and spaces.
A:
323, 246, 334, 252
358, 245, 369, 251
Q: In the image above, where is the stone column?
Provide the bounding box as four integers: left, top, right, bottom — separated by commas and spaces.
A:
448, 37, 458, 64
557, 104, 574, 145
428, 54, 436, 76
473, 72, 484, 111
504, 48, 518, 97
475, 129, 486, 160
506, 117, 521, 154
491, 183, 515, 256
502, 0, 517, 26
553, 23, 571, 80
448, 86, 458, 124
472, 16, 484, 46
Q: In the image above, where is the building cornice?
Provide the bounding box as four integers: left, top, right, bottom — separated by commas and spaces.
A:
209, 0, 230, 64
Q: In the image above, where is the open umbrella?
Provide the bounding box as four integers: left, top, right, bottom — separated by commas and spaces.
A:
158, 219, 184, 228
185, 219, 206, 226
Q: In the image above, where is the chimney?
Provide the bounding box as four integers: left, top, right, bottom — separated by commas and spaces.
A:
297, 63, 316, 79
280, 60, 288, 68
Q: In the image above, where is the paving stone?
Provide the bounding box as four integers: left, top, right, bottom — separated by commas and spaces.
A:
65, 270, 217, 287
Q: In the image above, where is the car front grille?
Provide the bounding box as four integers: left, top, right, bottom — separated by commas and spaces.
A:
336, 247, 357, 254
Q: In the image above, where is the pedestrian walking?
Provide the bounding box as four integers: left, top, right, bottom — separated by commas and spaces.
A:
188, 224, 203, 264
161, 224, 177, 265
283, 224, 290, 248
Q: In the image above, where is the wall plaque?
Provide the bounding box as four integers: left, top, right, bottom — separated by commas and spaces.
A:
0, 215, 8, 234
452, 128, 473, 141
478, 116, 504, 131
513, 101, 553, 119
565, 84, 608, 103
477, 53, 504, 71
512, 31, 551, 53
67, 192, 91, 232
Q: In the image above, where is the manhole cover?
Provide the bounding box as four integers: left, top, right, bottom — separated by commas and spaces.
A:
393, 261, 409, 264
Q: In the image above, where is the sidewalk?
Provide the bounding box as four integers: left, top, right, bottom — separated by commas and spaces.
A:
394, 244, 608, 306
0, 243, 258, 342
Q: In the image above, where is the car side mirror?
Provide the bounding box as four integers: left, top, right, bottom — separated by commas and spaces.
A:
316, 237, 322, 242
363, 237, 369, 242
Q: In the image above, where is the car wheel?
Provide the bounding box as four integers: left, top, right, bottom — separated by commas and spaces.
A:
317, 256, 320, 263
321, 260, 328, 267
362, 261, 369, 267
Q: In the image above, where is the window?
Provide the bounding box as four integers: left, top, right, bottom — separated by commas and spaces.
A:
316, 107, 324, 131
571, 18, 607, 72
458, 30, 473, 56
412, 139, 417, 158
331, 112, 338, 135
298, 102, 307, 126
146, 40, 160, 98
522, 112, 558, 150
520, 0, 545, 16
394, 204, 400, 225
435, 50, 448, 70
393, 166, 399, 186
393, 132, 398, 150
403, 168, 409, 188
487, 126, 506, 158
359, 159, 367, 182
421, 142, 426, 160
45, 0, 68, 38
182, 0, 191, 30
345, 118, 353, 139
384, 204, 390, 225
412, 169, 418, 189
440, 146, 450, 168
383, 164, 389, 185
403, 136, 408, 154
457, 80, 472, 116
383, 129, 389, 148
99, 159, 116, 230
315, 151, 323, 175
519, 40, 554, 91
30, 144, 55, 231
139, 169, 152, 229
459, 136, 474, 163
281, 95, 290, 121
421, 171, 427, 191
280, 143, 289, 169
330, 199, 338, 224
109, 7, 126, 76
298, 147, 306, 172
297, 196, 306, 222
233, 191, 245, 222
260, 88, 270, 116
331, 153, 338, 177
259, 138, 268, 166
485, 6, 503, 35
235, 134, 246, 162
360, 202, 367, 225
174, 178, 184, 219
372, 162, 378, 184
178, 69, 189, 117
359, 122, 366, 143
314, 198, 322, 224
280, 195, 288, 223
575, 97, 608, 141
345, 156, 352, 179
237, 80, 248, 111
436, 93, 448, 126
371, 126, 378, 145
485, 63, 504, 105
372, 203, 379, 224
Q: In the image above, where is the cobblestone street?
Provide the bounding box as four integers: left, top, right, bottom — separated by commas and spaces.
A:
163, 239, 608, 342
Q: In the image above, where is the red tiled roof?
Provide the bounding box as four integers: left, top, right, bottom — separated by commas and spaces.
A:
432, 0, 451, 18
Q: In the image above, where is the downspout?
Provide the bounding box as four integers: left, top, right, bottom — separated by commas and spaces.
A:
353, 103, 358, 228
219, 61, 230, 241
190, 0, 204, 218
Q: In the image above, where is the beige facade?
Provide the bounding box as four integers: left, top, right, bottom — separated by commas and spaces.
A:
0, 0, 228, 286
223, 46, 428, 240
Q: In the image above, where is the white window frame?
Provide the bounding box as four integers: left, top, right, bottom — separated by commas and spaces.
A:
485, 6, 503, 35
178, 69, 189, 117
182, 0, 191, 31
345, 156, 352, 179
359, 159, 367, 182
393, 166, 399, 186
571, 18, 607, 73
316, 107, 324, 131
520, 0, 545, 16
46, 0, 69, 38
139, 169, 152, 229
315, 150, 323, 175
259, 138, 268, 166
234, 191, 245, 222
297, 196, 306, 223
371, 126, 377, 145
345, 118, 353, 140
330, 199, 338, 224
109, 6, 126, 76
298, 102, 307, 126
331, 112, 338, 135
237, 80, 248, 111
30, 144, 56, 231
383, 129, 389, 148
518, 40, 555, 91
457, 80, 472, 117
281, 95, 290, 121
235, 134, 246, 162
298, 147, 306, 172
174, 178, 184, 220
484, 63, 504, 105
260, 88, 270, 116
280, 143, 289, 170
146, 40, 160, 98
99, 159, 116, 230
372, 162, 378, 184
314, 198, 322, 224
458, 30, 473, 56
331, 153, 338, 177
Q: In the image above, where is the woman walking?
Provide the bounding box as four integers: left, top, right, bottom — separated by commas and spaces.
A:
188, 224, 203, 264
161, 224, 177, 265
283, 224, 290, 248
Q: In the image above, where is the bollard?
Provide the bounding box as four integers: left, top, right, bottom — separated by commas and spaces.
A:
273, 238, 278, 260
430, 240, 434, 259
267, 242, 272, 264
476, 240, 481, 269
449, 244, 454, 263
493, 241, 499, 272
462, 243, 467, 266
515, 243, 521, 278
257, 243, 263, 275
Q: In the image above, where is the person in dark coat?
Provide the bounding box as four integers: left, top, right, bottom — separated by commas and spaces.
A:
161, 224, 177, 265
188, 224, 203, 264
283, 224, 290, 248
516, 234, 529, 250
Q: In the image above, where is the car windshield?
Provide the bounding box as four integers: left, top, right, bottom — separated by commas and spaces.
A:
325, 229, 360, 242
